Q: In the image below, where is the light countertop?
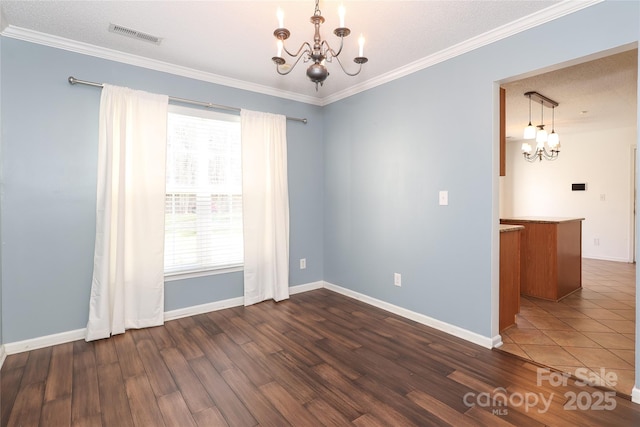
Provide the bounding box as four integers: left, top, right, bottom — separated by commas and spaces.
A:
500, 216, 585, 224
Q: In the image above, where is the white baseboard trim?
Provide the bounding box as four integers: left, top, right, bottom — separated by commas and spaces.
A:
1, 280, 326, 355
0, 344, 6, 369
323, 281, 495, 349
289, 280, 324, 295
164, 281, 323, 321
492, 335, 504, 348
164, 296, 245, 322
632, 387, 640, 403
4, 328, 86, 355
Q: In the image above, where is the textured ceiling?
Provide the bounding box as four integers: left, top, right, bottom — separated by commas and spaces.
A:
1, 0, 634, 134
1, 0, 563, 103
503, 48, 637, 143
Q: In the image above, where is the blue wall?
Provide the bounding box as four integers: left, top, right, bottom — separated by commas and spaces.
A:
0, 1, 638, 351
323, 0, 639, 338
0, 39, 324, 342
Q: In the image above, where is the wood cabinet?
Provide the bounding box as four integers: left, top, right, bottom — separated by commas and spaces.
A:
500, 87, 506, 177
500, 224, 523, 331
500, 217, 584, 301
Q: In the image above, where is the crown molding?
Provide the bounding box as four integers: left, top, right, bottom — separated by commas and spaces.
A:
321, 0, 603, 106
1, 0, 601, 107
0, 25, 324, 107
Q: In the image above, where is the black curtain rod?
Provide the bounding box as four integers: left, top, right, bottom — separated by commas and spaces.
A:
67, 76, 308, 124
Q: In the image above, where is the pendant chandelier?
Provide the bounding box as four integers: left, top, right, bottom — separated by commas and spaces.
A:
521, 91, 560, 162
272, 0, 369, 90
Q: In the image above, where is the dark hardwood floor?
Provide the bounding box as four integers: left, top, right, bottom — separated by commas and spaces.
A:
2, 288, 640, 426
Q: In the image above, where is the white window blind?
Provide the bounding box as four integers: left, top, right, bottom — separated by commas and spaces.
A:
165, 106, 243, 276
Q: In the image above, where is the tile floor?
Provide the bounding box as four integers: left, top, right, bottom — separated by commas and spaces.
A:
499, 258, 636, 396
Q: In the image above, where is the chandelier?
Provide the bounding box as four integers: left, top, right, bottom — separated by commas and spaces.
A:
521, 91, 560, 162
271, 0, 368, 90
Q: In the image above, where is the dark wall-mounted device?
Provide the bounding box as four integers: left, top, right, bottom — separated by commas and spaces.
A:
572, 183, 587, 191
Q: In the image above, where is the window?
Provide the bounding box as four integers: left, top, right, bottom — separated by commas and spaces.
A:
164, 105, 243, 276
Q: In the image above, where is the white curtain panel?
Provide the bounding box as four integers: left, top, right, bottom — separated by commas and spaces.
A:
86, 84, 168, 341
240, 109, 290, 306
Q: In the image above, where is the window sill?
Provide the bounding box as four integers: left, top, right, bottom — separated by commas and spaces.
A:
164, 265, 243, 282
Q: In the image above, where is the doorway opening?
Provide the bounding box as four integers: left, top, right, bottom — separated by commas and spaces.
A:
496, 47, 638, 396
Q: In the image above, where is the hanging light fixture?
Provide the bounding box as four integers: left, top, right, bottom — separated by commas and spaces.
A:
535, 101, 548, 145
521, 91, 560, 162
272, 0, 368, 90
548, 105, 560, 149
523, 94, 537, 139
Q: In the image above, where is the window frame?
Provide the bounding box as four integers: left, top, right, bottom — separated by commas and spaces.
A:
164, 105, 243, 280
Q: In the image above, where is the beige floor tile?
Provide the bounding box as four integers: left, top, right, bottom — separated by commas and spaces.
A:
498, 343, 529, 360
520, 297, 536, 308
608, 369, 635, 395
592, 299, 633, 310
581, 332, 635, 350
566, 367, 610, 387
577, 308, 626, 320
503, 328, 556, 345
607, 309, 636, 321
501, 333, 514, 344
514, 315, 536, 329
546, 308, 590, 319
519, 345, 582, 367
577, 290, 615, 301
541, 330, 600, 348
602, 293, 635, 303
559, 299, 602, 309
609, 348, 635, 366
596, 319, 635, 334
519, 305, 551, 317
499, 259, 636, 397
529, 299, 563, 310
564, 347, 633, 370
521, 316, 573, 331
558, 317, 614, 333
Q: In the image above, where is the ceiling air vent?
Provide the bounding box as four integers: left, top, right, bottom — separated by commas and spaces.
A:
108, 23, 162, 45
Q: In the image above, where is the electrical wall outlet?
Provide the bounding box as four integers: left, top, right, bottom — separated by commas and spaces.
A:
394, 273, 402, 287
594, 238, 600, 246
300, 258, 306, 269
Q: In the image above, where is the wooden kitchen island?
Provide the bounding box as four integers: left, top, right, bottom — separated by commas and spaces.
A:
500, 217, 584, 301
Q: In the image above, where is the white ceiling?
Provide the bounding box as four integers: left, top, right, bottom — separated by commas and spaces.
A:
503, 48, 637, 143
1, 0, 635, 135
1, 0, 567, 104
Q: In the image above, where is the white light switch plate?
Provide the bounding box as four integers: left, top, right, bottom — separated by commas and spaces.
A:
439, 190, 448, 206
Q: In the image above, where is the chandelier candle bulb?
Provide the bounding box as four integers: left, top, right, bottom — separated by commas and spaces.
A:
339, 4, 345, 28
358, 34, 365, 57
277, 8, 284, 28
